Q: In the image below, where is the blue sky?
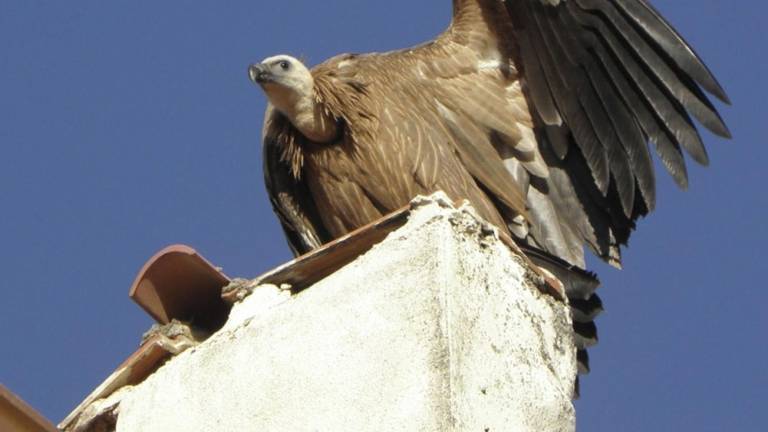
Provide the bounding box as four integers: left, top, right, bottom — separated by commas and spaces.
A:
1, 1, 765, 430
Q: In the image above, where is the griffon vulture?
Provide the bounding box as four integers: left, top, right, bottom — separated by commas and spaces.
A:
248, 0, 729, 377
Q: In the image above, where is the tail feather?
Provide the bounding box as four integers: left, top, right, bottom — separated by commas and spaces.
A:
519, 243, 602, 381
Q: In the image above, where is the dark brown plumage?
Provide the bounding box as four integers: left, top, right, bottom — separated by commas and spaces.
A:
251, 0, 729, 379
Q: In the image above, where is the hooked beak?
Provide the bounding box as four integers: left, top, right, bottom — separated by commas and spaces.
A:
248, 63, 272, 84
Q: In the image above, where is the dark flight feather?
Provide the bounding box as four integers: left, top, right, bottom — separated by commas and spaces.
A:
506, 0, 728, 232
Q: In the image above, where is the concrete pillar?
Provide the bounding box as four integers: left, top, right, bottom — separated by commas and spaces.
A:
73, 197, 577, 432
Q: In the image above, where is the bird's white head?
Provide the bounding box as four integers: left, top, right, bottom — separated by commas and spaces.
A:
249, 55, 312, 92
248, 55, 313, 115
248, 54, 337, 142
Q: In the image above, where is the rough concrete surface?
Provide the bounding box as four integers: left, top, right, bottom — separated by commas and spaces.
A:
105, 196, 577, 431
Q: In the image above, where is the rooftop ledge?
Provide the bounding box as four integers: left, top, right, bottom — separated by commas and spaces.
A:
61, 192, 577, 432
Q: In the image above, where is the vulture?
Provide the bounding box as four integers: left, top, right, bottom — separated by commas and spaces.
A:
248, 0, 729, 379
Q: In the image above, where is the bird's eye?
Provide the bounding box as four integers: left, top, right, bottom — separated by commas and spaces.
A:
279, 61, 290, 71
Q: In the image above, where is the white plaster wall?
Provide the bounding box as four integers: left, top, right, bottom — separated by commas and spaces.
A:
114, 197, 577, 432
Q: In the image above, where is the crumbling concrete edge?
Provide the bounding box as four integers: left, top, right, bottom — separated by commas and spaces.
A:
61, 193, 576, 431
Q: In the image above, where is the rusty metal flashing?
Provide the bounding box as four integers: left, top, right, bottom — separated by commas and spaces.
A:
58, 333, 197, 431
223, 204, 414, 303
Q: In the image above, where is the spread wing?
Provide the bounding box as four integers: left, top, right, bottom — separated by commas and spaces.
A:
453, 0, 729, 266
442, 0, 728, 379
262, 106, 330, 256
507, 0, 729, 191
